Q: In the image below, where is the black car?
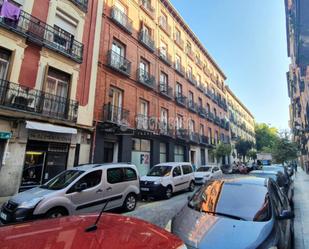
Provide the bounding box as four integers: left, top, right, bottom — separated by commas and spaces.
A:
172, 177, 294, 249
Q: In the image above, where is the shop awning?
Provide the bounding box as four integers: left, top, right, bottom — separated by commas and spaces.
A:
26, 121, 77, 134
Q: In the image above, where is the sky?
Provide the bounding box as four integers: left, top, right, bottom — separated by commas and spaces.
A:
170, 0, 291, 130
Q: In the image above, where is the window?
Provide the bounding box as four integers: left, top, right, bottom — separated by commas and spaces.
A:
109, 87, 123, 121
137, 99, 148, 130
141, 24, 151, 37
197, 74, 201, 84
200, 124, 204, 135
206, 103, 210, 113
0, 48, 11, 80
160, 72, 168, 86
124, 168, 137, 181
208, 127, 212, 140
139, 58, 150, 75
175, 54, 181, 69
107, 168, 124, 184
188, 91, 194, 103
174, 145, 184, 162
173, 166, 182, 177
187, 66, 193, 78
221, 133, 225, 142
198, 97, 202, 108
112, 40, 125, 57
214, 108, 217, 116
186, 41, 192, 53
140, 99, 148, 116
160, 143, 167, 163
215, 131, 219, 143
160, 107, 168, 132
176, 115, 183, 129
176, 83, 182, 97
189, 119, 195, 133
74, 170, 102, 190
175, 28, 181, 42
160, 12, 168, 27
182, 165, 193, 175
160, 41, 168, 57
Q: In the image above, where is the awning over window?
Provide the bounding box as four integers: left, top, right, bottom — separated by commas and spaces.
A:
26, 121, 77, 134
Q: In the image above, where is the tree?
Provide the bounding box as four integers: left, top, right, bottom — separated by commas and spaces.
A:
247, 150, 257, 162
235, 139, 254, 162
214, 143, 232, 162
272, 137, 298, 165
255, 123, 279, 152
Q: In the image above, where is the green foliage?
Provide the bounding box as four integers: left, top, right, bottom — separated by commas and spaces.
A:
214, 143, 232, 160
255, 123, 279, 152
247, 150, 257, 160
272, 137, 298, 164
235, 139, 254, 162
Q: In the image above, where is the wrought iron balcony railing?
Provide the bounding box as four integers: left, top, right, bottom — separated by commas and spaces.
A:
107, 50, 131, 76
103, 103, 129, 125
205, 88, 212, 98
197, 82, 205, 92
187, 73, 197, 86
174, 63, 185, 77
214, 116, 221, 125
136, 114, 156, 131
139, 0, 155, 18
206, 111, 215, 121
188, 100, 198, 113
158, 49, 172, 66
0, 79, 78, 122
70, 0, 88, 12
175, 94, 187, 107
159, 83, 173, 99
0, 10, 83, 63
138, 31, 155, 52
159, 122, 174, 137
198, 106, 207, 118
200, 135, 209, 145
176, 128, 188, 140
189, 132, 200, 143
137, 68, 156, 89
110, 6, 133, 34
159, 16, 171, 35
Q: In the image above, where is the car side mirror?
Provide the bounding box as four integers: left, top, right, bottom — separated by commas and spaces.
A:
277, 210, 294, 220
76, 182, 87, 192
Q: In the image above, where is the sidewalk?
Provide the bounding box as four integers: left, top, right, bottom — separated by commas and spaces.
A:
293, 168, 309, 249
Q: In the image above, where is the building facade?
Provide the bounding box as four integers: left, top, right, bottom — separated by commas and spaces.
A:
226, 86, 255, 163
285, 0, 309, 169
93, 0, 230, 175
0, 0, 103, 199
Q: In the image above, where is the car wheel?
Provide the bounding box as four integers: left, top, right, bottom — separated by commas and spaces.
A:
165, 186, 173, 199
45, 207, 68, 219
188, 181, 195, 192
123, 193, 137, 212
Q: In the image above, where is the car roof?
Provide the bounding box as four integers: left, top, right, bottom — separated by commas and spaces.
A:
250, 170, 278, 175
155, 162, 192, 167
224, 176, 268, 187
74, 163, 137, 171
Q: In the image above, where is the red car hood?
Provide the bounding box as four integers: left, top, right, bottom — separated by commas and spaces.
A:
0, 214, 183, 249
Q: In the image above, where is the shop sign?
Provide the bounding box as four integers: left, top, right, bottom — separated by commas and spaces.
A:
28, 131, 72, 143
0, 132, 11, 139
131, 151, 150, 176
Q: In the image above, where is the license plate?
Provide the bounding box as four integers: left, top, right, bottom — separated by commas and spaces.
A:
0, 212, 7, 221
141, 188, 149, 191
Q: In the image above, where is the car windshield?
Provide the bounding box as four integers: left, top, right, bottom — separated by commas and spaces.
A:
197, 167, 211, 172
147, 166, 172, 177
41, 170, 85, 190
188, 180, 271, 222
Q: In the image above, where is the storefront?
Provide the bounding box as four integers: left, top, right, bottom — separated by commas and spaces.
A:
131, 138, 151, 176
174, 145, 185, 162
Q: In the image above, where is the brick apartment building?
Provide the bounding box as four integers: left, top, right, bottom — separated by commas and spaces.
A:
93, 0, 230, 175
0, 0, 102, 199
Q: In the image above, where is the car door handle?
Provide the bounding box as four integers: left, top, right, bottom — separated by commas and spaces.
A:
96, 189, 103, 193
106, 187, 112, 191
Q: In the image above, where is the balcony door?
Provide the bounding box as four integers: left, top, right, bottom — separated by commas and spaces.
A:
176, 83, 182, 97
138, 100, 148, 130
160, 108, 168, 133
111, 40, 125, 69
43, 68, 70, 118
0, 48, 10, 80
115, 1, 127, 24
110, 87, 123, 123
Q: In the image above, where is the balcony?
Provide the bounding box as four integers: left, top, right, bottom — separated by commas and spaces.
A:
197, 82, 205, 92
198, 106, 207, 118
174, 63, 185, 77
107, 50, 131, 76
205, 88, 212, 98
189, 132, 200, 144
136, 114, 156, 131
103, 104, 129, 126
196, 57, 203, 69
187, 73, 197, 86
206, 111, 214, 122
159, 83, 173, 100
176, 128, 188, 140
0, 11, 84, 63
159, 122, 174, 137
188, 100, 198, 113
200, 135, 209, 145
158, 49, 172, 66
70, 0, 88, 12
138, 31, 155, 52
186, 48, 195, 61
174, 36, 184, 50
139, 0, 155, 19
175, 94, 187, 107
214, 116, 221, 125
0, 79, 78, 122
110, 6, 133, 34
137, 68, 156, 89
212, 94, 218, 104
158, 16, 171, 36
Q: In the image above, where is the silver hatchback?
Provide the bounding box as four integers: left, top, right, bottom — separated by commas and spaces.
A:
0, 163, 140, 224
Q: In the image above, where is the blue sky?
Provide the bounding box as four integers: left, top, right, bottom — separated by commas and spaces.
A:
170, 0, 290, 130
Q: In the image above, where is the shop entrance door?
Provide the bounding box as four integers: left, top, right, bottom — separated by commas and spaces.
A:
103, 142, 114, 163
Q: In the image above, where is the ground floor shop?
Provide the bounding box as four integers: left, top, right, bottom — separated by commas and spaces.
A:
0, 119, 91, 199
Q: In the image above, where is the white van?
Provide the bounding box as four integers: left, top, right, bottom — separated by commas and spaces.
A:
140, 162, 195, 199
0, 163, 140, 224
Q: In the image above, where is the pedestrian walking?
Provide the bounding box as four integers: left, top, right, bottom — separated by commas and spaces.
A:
294, 163, 297, 174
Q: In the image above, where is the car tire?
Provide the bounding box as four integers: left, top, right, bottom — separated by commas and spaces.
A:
165, 186, 173, 199
188, 181, 195, 192
123, 193, 137, 212
45, 207, 68, 219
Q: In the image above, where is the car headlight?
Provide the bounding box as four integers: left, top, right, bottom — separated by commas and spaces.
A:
19, 198, 43, 209
154, 179, 163, 185
177, 244, 188, 249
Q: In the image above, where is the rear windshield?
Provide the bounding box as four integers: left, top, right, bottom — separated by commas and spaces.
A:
41, 170, 84, 190
188, 180, 271, 221
147, 166, 172, 177
197, 167, 211, 172
250, 172, 277, 181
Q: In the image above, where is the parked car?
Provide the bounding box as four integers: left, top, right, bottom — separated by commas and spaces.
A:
194, 166, 222, 185
172, 177, 294, 249
140, 162, 195, 199
249, 170, 293, 204
220, 164, 232, 174
0, 163, 140, 224
0, 213, 187, 249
